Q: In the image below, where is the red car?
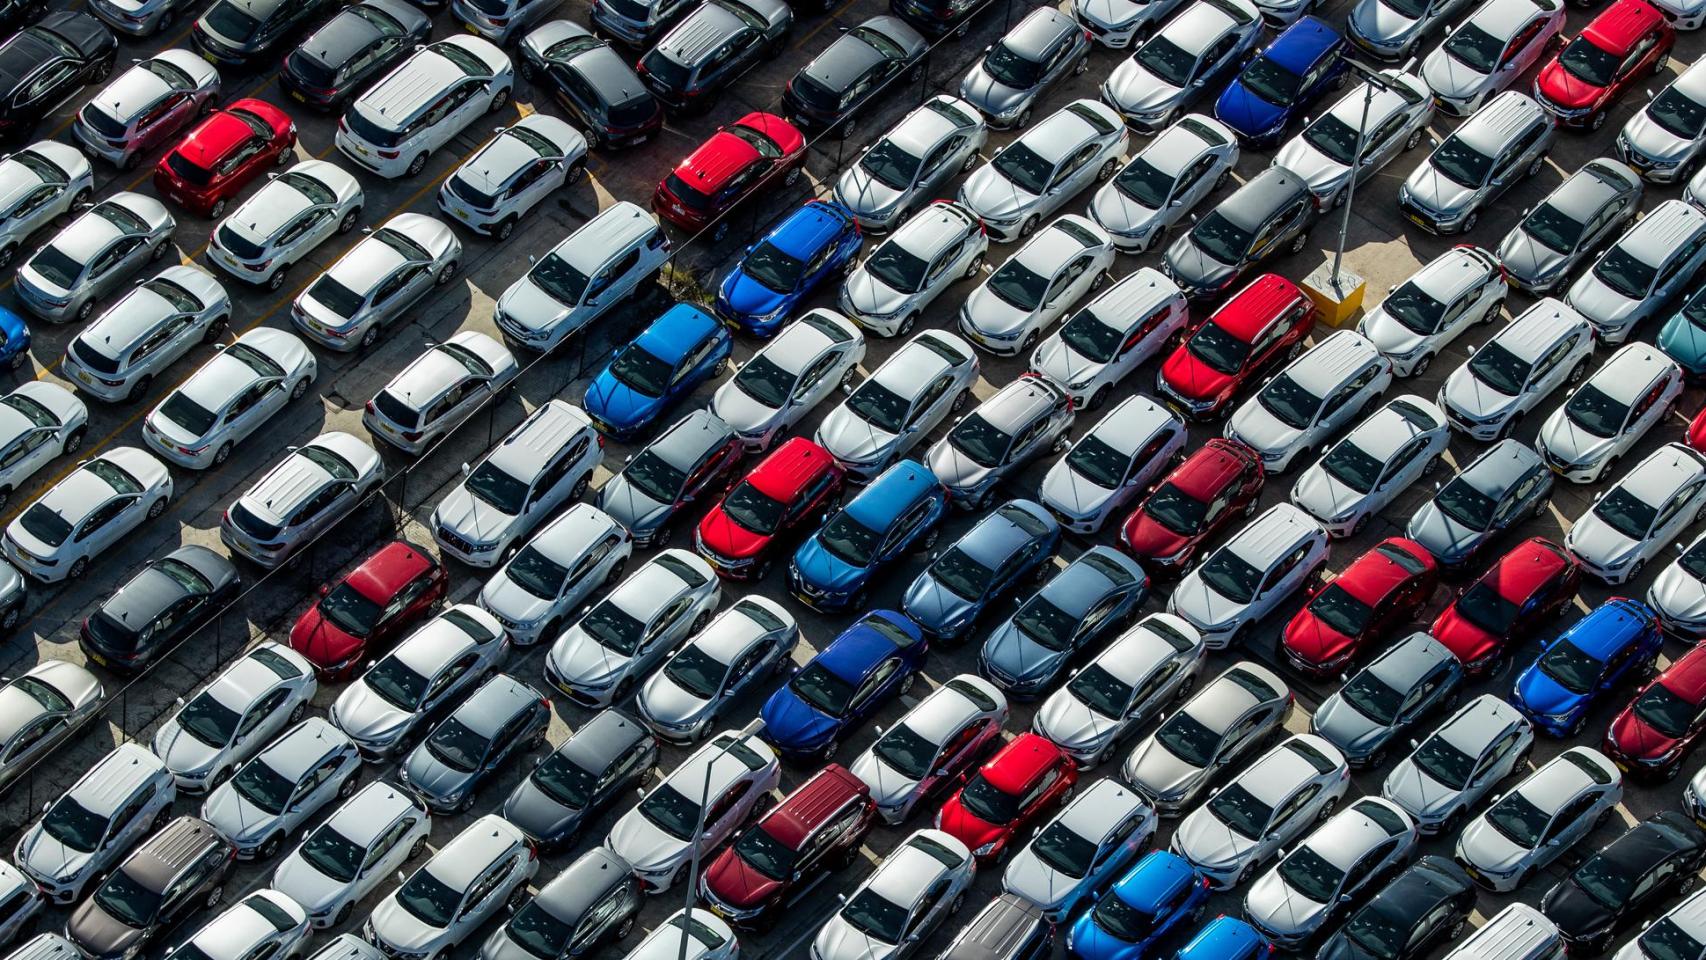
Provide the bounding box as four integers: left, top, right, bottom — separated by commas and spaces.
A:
1690, 406, 1706, 454
1283, 538, 1437, 677
1534, 0, 1672, 130
1120, 438, 1264, 574
1605, 642, 1706, 780
938, 733, 1076, 863
1431, 537, 1580, 675
153, 99, 297, 218
697, 436, 843, 580
701, 764, 876, 929
289, 540, 447, 679
652, 112, 805, 237
1157, 274, 1315, 420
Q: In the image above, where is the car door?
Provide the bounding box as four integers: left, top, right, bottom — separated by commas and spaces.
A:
74, 495, 138, 558
371, 263, 430, 327
1541, 792, 1598, 853
440, 81, 487, 150
141, 93, 193, 151
1055, 142, 1101, 200
918, 133, 970, 196
358, 817, 414, 896
1501, 18, 1546, 79
237, 687, 292, 753
18, 59, 78, 120
7, 182, 62, 237
0, 423, 58, 485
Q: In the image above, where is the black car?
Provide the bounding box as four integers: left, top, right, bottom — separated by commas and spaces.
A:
78, 545, 241, 673
1318, 856, 1476, 960
636, 0, 792, 113
519, 20, 663, 149
1163, 164, 1317, 298
782, 15, 926, 137
889, 0, 981, 37
193, 0, 341, 69
0, 13, 116, 142
279, 0, 430, 110
0, 0, 45, 44
1541, 812, 1706, 954
500, 708, 658, 848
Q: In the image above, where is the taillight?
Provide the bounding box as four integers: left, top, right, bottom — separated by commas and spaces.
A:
364, 401, 376, 415
378, 149, 399, 159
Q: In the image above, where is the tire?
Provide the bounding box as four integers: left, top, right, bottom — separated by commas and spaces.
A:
495, 218, 516, 241
407, 837, 428, 860
62, 427, 84, 456
1526, 154, 1544, 177
614, 915, 636, 940
952, 389, 972, 412
290, 378, 309, 401
212, 442, 232, 467
147, 497, 167, 520
128, 374, 153, 403
1589, 110, 1606, 131
150, 240, 168, 261
755, 559, 773, 581
0, 603, 18, 633
335, 902, 354, 926
1568, 358, 1589, 383
948, 892, 966, 916
406, 153, 429, 177
1013, 108, 1032, 129
489, 88, 510, 113
1088, 384, 1111, 411
91, 58, 112, 83
267, 264, 289, 292
1405, 128, 1422, 150
359, 325, 379, 351
205, 885, 223, 908
1019, 215, 1039, 238
74, 299, 94, 324
0, 244, 14, 270
1410, 352, 1432, 378
338, 773, 357, 798
783, 165, 801, 188
1096, 157, 1119, 182
436, 260, 458, 286
121, 152, 140, 172
1315, 797, 1338, 824
897, 312, 919, 337
208, 199, 227, 219
564, 160, 586, 185
258, 834, 283, 860
1288, 230, 1308, 254
338, 209, 359, 234
203, 314, 228, 343
570, 472, 591, 500
1461, 210, 1479, 233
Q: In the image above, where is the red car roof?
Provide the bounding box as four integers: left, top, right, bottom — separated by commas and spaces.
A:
748, 437, 837, 501
1169, 438, 1258, 500
1207, 274, 1305, 340
174, 99, 287, 169
344, 541, 435, 603
1657, 644, 1706, 705
978, 734, 1064, 795
1336, 538, 1434, 606
760, 765, 868, 849
1484, 537, 1574, 602
674, 112, 801, 194
1583, 0, 1666, 53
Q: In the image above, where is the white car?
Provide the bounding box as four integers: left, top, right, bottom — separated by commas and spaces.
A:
364, 330, 519, 456
607, 730, 780, 893
438, 114, 587, 239
1358, 245, 1506, 377
63, 265, 230, 402
1225, 330, 1394, 473
1437, 297, 1594, 441
432, 400, 602, 566
959, 215, 1115, 355
15, 192, 175, 324
1039, 395, 1185, 534
1032, 612, 1206, 767
1420, 0, 1564, 116
1291, 395, 1450, 538
0, 382, 87, 514
1001, 779, 1155, 921
958, 100, 1127, 242
1121, 661, 1290, 814
0, 141, 92, 271
816, 330, 980, 481
151, 641, 317, 792
544, 549, 720, 708
337, 35, 515, 179
635, 597, 798, 743
1454, 746, 1623, 892
839, 200, 987, 338
1619, 54, 1706, 181
1167, 503, 1330, 649
201, 717, 361, 859
1244, 798, 1419, 947
851, 675, 1008, 824
622, 910, 737, 960
207, 160, 364, 291
292, 213, 463, 351
1650, 528, 1706, 637
272, 781, 431, 928
712, 309, 865, 450
72, 50, 219, 169
833, 95, 988, 231
493, 201, 669, 353
1099, 0, 1264, 129
1566, 198, 1706, 344
1274, 70, 1433, 208
3, 446, 171, 582
479, 502, 632, 645
1538, 342, 1682, 483
1172, 734, 1350, 888
220, 432, 385, 569
368, 815, 537, 960
168, 891, 310, 960
1612, 888, 1706, 960
812, 829, 976, 960
1565, 442, 1706, 583
0, 660, 104, 789
14, 743, 175, 904
1030, 267, 1187, 408
142, 327, 317, 470
1382, 694, 1533, 835
1090, 114, 1238, 251
1072, 0, 1189, 47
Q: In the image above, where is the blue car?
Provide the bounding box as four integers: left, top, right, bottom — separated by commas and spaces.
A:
584, 303, 732, 440
902, 499, 1062, 641
788, 458, 949, 611
1213, 16, 1347, 146
1511, 597, 1663, 737
1068, 851, 1209, 960
1174, 917, 1273, 960
0, 306, 29, 370
1657, 287, 1706, 376
759, 609, 925, 759
714, 200, 862, 337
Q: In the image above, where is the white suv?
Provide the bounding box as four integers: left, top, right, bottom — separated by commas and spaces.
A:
363, 331, 519, 456
15, 743, 176, 904
207, 160, 363, 291
337, 35, 516, 179
3, 447, 172, 582
368, 815, 537, 959
1566, 442, 1706, 584
438, 114, 586, 239
220, 432, 385, 569
1168, 502, 1330, 648
1438, 297, 1594, 440
63, 265, 230, 402
1538, 342, 1683, 483
1226, 330, 1393, 472
494, 201, 670, 352
478, 502, 632, 645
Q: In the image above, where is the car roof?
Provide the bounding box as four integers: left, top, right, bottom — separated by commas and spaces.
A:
1340, 397, 1442, 461
240, 435, 366, 526
1513, 748, 1617, 812
976, 376, 1064, 432
447, 674, 538, 739
1559, 597, 1658, 659
1096, 615, 1201, 686
1467, 0, 1558, 39
1460, 438, 1544, 496
666, 731, 775, 794
1617, 199, 1706, 265
326, 781, 422, 846
902, 675, 1003, 743
1039, 547, 1143, 615
342, 540, 433, 602
1366, 632, 1455, 688
747, 437, 837, 500
1236, 736, 1340, 805
1162, 0, 1257, 55
176, 106, 267, 170
872, 332, 968, 388
1437, 694, 1524, 754
1213, 274, 1305, 338
1581, 0, 1666, 51
761, 765, 869, 848
942, 896, 1048, 960
761, 202, 851, 261
531, 503, 620, 565
559, 707, 650, 775
1185, 662, 1286, 732
1584, 342, 1674, 406
1263, 16, 1340, 74
1492, 297, 1587, 361
657, 0, 749, 65
1480, 537, 1573, 600
609, 551, 704, 620
1281, 330, 1380, 394
424, 815, 525, 889
190, 892, 305, 957
1655, 644, 1706, 705
1083, 268, 1183, 329
1053, 779, 1147, 841
894, 202, 980, 257
536, 848, 633, 921
69, 743, 166, 817
688, 599, 792, 664
554, 201, 657, 276
865, 830, 966, 906
1335, 539, 1431, 605
847, 460, 938, 528
1616, 442, 1706, 503
202, 642, 302, 712
1000, 6, 1077, 58
1226, 503, 1322, 568
391, 606, 497, 675
122, 817, 226, 886
798, 22, 892, 91
886, 97, 981, 157
813, 612, 919, 682
1545, 159, 1640, 223
649, 409, 736, 470
1409, 246, 1501, 303
1302, 799, 1409, 870
1015, 103, 1110, 166
485, 400, 594, 480
1220, 167, 1308, 232
298, 4, 389, 67
253, 718, 346, 781
978, 734, 1062, 793
960, 501, 1053, 567
1665, 889, 1706, 942
1113, 851, 1196, 909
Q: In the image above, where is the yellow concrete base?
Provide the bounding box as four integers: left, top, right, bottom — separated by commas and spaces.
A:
1302, 263, 1367, 329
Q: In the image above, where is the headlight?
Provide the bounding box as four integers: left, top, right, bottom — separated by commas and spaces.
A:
1606, 553, 1633, 570
972, 840, 1000, 857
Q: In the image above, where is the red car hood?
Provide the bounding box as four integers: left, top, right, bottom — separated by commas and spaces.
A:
1607, 709, 1681, 762
698, 505, 770, 560
1160, 346, 1236, 403
289, 608, 361, 668
938, 797, 1007, 853
1283, 613, 1355, 667
1431, 608, 1498, 667
703, 847, 782, 910
1538, 61, 1606, 111
1122, 511, 1192, 563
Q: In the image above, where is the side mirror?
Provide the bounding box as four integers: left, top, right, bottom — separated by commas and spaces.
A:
460, 462, 471, 477
873, 725, 886, 736
318, 584, 329, 597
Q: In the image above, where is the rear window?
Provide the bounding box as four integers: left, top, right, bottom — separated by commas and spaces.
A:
230, 502, 283, 541
1354, 799, 1410, 836
1224, 666, 1278, 702
80, 107, 128, 139
1287, 738, 1337, 774
432, 41, 488, 76
373, 390, 420, 429
443, 608, 496, 642
346, 109, 403, 148
654, 552, 708, 587
733, 599, 787, 631
217, 225, 266, 260
286, 52, 338, 89
165, 152, 213, 187
159, 392, 217, 437
663, 173, 714, 211
93, 202, 147, 235
243, 895, 299, 931
1561, 749, 1613, 784
307, 275, 366, 318
71, 338, 120, 375
945, 676, 998, 712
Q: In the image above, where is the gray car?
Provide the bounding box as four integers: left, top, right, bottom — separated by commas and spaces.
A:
903, 500, 1061, 641
0, 660, 104, 792
1311, 632, 1465, 767
1121, 661, 1290, 814
1090, 114, 1239, 252
1454, 747, 1622, 892
1381, 694, 1533, 834
833, 96, 987, 231
72, 50, 220, 169
221, 431, 385, 569
480, 848, 643, 960
958, 99, 1128, 242
1273, 70, 1433, 209
15, 192, 175, 324
1001, 779, 1155, 921
292, 213, 463, 352
1243, 797, 1418, 947
839, 200, 988, 338
960, 7, 1090, 129
1348, 0, 1474, 60
1032, 613, 1206, 767
1100, 0, 1263, 129
1398, 91, 1556, 235
400, 673, 550, 813
637, 597, 798, 743
0, 141, 93, 273
1040, 396, 1186, 533
928, 375, 1075, 507
63, 265, 231, 403
1407, 439, 1553, 570
597, 410, 744, 548
14, 743, 176, 904
979, 546, 1147, 698
142, 327, 318, 470
200, 717, 361, 859
501, 709, 656, 849
367, 815, 537, 960
1497, 158, 1642, 294
271, 782, 431, 928
1163, 165, 1315, 299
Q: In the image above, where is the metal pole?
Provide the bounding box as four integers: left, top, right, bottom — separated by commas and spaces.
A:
1332, 77, 1375, 289
677, 717, 764, 960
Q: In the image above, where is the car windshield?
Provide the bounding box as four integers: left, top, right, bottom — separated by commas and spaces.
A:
530, 253, 591, 305
1303, 113, 1359, 165
984, 42, 1043, 87
1198, 550, 1261, 604
1634, 683, 1697, 739
318, 583, 383, 637
620, 450, 685, 504
504, 546, 570, 600
721, 481, 786, 536
740, 241, 805, 294
577, 601, 645, 657
1485, 791, 1550, 848
1240, 56, 1303, 106
425, 717, 489, 772
364, 656, 429, 711
1649, 86, 1706, 138
948, 414, 1012, 468
1012, 595, 1080, 651
458, 460, 528, 516
991, 142, 1053, 195
733, 825, 797, 881
789, 661, 856, 717
396, 870, 461, 928
94, 870, 161, 928
731, 353, 796, 409
1563, 384, 1626, 439
1412, 734, 1474, 789
1143, 482, 1208, 535
1380, 281, 1446, 335
1155, 711, 1220, 766
177, 692, 240, 747
843, 888, 907, 943
1136, 35, 1195, 87
1433, 477, 1496, 531
846, 380, 909, 434
817, 511, 880, 567
957, 773, 1020, 823
1456, 581, 1519, 635
232, 758, 294, 815
1344, 906, 1408, 960
1430, 136, 1493, 188
638, 784, 700, 840
1068, 663, 1132, 716
1683, 540, 1706, 582
1113, 156, 1173, 208
859, 139, 922, 190
1186, 321, 1251, 375
1209, 783, 1272, 839
1559, 36, 1619, 87
1522, 203, 1585, 254
928, 546, 994, 601
298, 824, 361, 882
663, 645, 726, 699
609, 344, 674, 396
506, 901, 576, 959
530, 750, 596, 809
1278, 847, 1344, 903
1642, 919, 1706, 960
1258, 374, 1323, 430
1031, 821, 1096, 879
1321, 440, 1382, 494
41, 796, 104, 853
1067, 434, 1130, 489
986, 260, 1049, 311
1594, 247, 1657, 299
1307, 584, 1375, 638
203, 0, 260, 42
1189, 212, 1253, 265
1059, 308, 1123, 362
1339, 670, 1403, 725
863, 241, 929, 294
1443, 22, 1502, 72
1593, 487, 1656, 540
872, 724, 935, 780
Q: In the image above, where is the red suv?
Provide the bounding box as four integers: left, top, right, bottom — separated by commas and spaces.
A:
153, 99, 297, 218
1283, 538, 1438, 677
700, 764, 876, 929
652, 112, 805, 237
697, 436, 844, 580
289, 540, 447, 679
938, 733, 1077, 864
1605, 642, 1706, 780
1431, 537, 1580, 676
1157, 274, 1315, 420
1534, 0, 1672, 129
1120, 438, 1264, 574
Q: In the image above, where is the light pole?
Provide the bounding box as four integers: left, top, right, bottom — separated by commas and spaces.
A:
1330, 59, 1416, 289
678, 717, 765, 960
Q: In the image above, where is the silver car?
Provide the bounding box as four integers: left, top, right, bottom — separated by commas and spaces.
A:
959, 215, 1116, 356
929, 375, 1075, 508
0, 141, 92, 271
1001, 779, 1154, 921
167, 891, 309, 960
0, 862, 41, 947
272, 782, 430, 928
1358, 245, 1506, 378
479, 502, 633, 646
1073, 0, 1189, 47
1090, 114, 1238, 252
1100, 0, 1263, 130
544, 549, 720, 709
1442, 297, 1597, 439
480, 848, 643, 960
851, 675, 1008, 824
201, 717, 361, 859
1121, 661, 1290, 814
1455, 747, 1622, 891
1420, 0, 1564, 116
399, 673, 548, 813
143, 328, 317, 470
596, 410, 743, 547
63, 265, 230, 403
0, 382, 88, 515
1381, 693, 1533, 834
840, 200, 988, 337
958, 100, 1127, 242
816, 330, 980, 481
1244, 797, 1418, 946
1567, 198, 1706, 344
220, 431, 385, 569
1032, 613, 1206, 767
1167, 504, 1330, 648
978, 546, 1148, 697
1273, 70, 1433, 209
1291, 396, 1450, 538
1225, 330, 1394, 473
16, 192, 175, 324
1312, 632, 1465, 767
1397, 91, 1556, 235
152, 641, 317, 793
14, 743, 175, 904
438, 114, 587, 238
73, 50, 219, 169
1619, 55, 1706, 182
1406, 439, 1553, 569
3, 446, 172, 583
1566, 442, 1706, 584
1539, 342, 1682, 483
330, 604, 508, 759
1040, 396, 1186, 534
208, 160, 363, 291
1650, 528, 1706, 638
960, 7, 1090, 129
1348, 0, 1474, 59
367, 815, 538, 960
293, 213, 463, 351
365, 331, 519, 456
637, 597, 798, 743
1500, 159, 1642, 294
712, 309, 865, 451
813, 829, 976, 960
833, 96, 987, 231
1030, 268, 1188, 408
0, 660, 104, 791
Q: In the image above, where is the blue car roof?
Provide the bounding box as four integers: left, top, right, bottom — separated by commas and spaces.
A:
816, 612, 918, 681
1559, 598, 1657, 659
0, 305, 26, 339
1264, 15, 1340, 74
1179, 917, 1266, 960
1113, 851, 1198, 913
762, 200, 854, 260
635, 304, 721, 363
844, 460, 940, 529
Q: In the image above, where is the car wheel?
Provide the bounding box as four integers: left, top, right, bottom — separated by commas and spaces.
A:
147, 497, 167, 520
1020, 331, 1040, 355
489, 88, 510, 113
1568, 357, 1589, 383
335, 902, 355, 926
212, 443, 232, 467
258, 834, 283, 860
435, 260, 459, 287
91, 58, 112, 83
290, 378, 309, 401
1410, 352, 1432, 377
338, 773, 358, 798
406, 153, 429, 177
1288, 230, 1308, 254
755, 558, 774, 580
338, 209, 360, 234
1013, 107, 1032, 129
1088, 384, 1111, 410
74, 299, 94, 324
1315, 797, 1338, 824
1349, 513, 1369, 537
564, 160, 586, 185
0, 603, 18, 633
615, 915, 636, 940
819, 738, 839, 762
205, 885, 223, 908
267, 264, 289, 292
603, 556, 627, 586
1589, 110, 1606, 131
1497, 410, 1524, 441
128, 374, 153, 403
1526, 154, 1545, 178
897, 312, 919, 337
949, 892, 967, 916
496, 218, 516, 241
1097, 157, 1119, 182
712, 220, 730, 242
1461, 210, 1479, 233
203, 313, 229, 343
783, 165, 802, 188
0, 244, 15, 270
952, 388, 972, 412
457, 790, 478, 813
407, 837, 428, 860
1405, 128, 1423, 150
1032, 560, 1052, 585
1019, 215, 1039, 238
1625, 559, 1645, 583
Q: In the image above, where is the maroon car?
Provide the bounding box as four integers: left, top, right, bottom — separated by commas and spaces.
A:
1119, 438, 1264, 575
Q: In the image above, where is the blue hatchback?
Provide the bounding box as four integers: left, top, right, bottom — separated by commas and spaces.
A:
715, 200, 862, 337
1068, 851, 1209, 960
1512, 597, 1663, 737
788, 458, 949, 611
1174, 917, 1273, 960
759, 609, 926, 759
584, 303, 732, 440
0, 306, 30, 371
1214, 16, 1347, 145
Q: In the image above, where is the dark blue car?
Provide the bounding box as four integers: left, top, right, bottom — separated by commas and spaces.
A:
584, 303, 732, 440
760, 609, 925, 760
1174, 917, 1273, 960
0, 305, 29, 370
1512, 597, 1663, 737
787, 458, 949, 611
1214, 16, 1346, 146
715, 200, 862, 337
1067, 851, 1209, 960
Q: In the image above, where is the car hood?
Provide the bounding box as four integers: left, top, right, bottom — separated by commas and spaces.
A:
1624, 111, 1697, 165
433, 487, 515, 546
1036, 691, 1119, 752
548, 632, 632, 690
1565, 513, 1638, 568
1216, 83, 1285, 138
1407, 502, 1477, 563
1567, 273, 1640, 328
586, 372, 660, 432
1171, 571, 1242, 632
1126, 737, 1201, 799
1284, 615, 1355, 666
1658, 312, 1706, 369
332, 682, 413, 745
484, 929, 548, 960
712, 382, 781, 437
837, 168, 907, 219
18, 827, 94, 882
926, 437, 997, 491
818, 405, 900, 465
904, 574, 977, 632
1123, 511, 1191, 560
983, 622, 1068, 684
1229, 401, 1302, 458
1652, 565, 1706, 624
849, 753, 918, 808
502, 779, 579, 840
67, 900, 143, 959
704, 849, 782, 910
402, 751, 471, 801
641, 674, 713, 727
1441, 366, 1518, 423
1034, 336, 1104, 391
844, 269, 911, 318
962, 67, 1029, 116
1175, 808, 1259, 870
760, 688, 838, 751
1497, 230, 1568, 286
1351, 0, 1420, 43
1544, 883, 1615, 939
480, 576, 552, 626
963, 285, 1038, 340
721, 273, 790, 321
1404, 163, 1479, 214
1291, 467, 1363, 524
1106, 59, 1185, 113
1003, 848, 1080, 910
1091, 180, 1162, 234
1514, 664, 1584, 718
938, 800, 1005, 851
599, 476, 670, 533
1312, 695, 1389, 754
1165, 237, 1236, 289
962, 165, 1041, 223
203, 784, 277, 843
290, 609, 362, 669
1079, 0, 1149, 27
1432, 608, 1498, 664
608, 808, 688, 875
272, 854, 347, 914
1458, 817, 1530, 874
1040, 461, 1117, 520
699, 504, 769, 560
791, 539, 868, 593
1422, 49, 1490, 100
1358, 308, 1428, 359
1382, 758, 1458, 820
498, 278, 572, 332
1160, 347, 1236, 403
1273, 142, 1345, 197
372, 894, 447, 953
154, 720, 221, 776
1607, 709, 1679, 762
1538, 62, 1602, 111
816, 916, 898, 960
1244, 870, 1327, 938
1539, 414, 1615, 467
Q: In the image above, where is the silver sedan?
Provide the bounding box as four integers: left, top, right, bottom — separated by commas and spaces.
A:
1090, 113, 1237, 252
63, 264, 230, 402
711, 309, 864, 451
142, 327, 317, 470
16, 192, 176, 324
293, 214, 463, 352
0, 660, 105, 792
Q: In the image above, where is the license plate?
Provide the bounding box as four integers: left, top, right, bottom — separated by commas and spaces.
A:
74, 370, 92, 386
464, 22, 479, 32
1463, 865, 1481, 881
1406, 212, 1429, 229
201, 50, 219, 65
86, 651, 107, 667
289, 90, 305, 103
453, 208, 469, 221
352, 143, 369, 155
